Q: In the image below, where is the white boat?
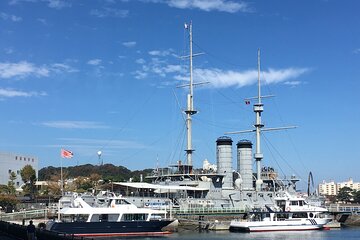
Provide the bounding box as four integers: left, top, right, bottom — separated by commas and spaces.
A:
46, 194, 174, 237
229, 193, 332, 232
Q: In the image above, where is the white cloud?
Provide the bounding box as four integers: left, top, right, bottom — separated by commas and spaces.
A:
46, 0, 71, 9
148, 49, 173, 56
0, 88, 47, 98
37, 18, 47, 25
90, 8, 129, 18
143, 0, 250, 13
87, 59, 102, 66
8, 0, 71, 9
284, 81, 301, 86
9, 0, 37, 5
41, 121, 109, 129
58, 137, 147, 150
135, 58, 146, 64
122, 41, 137, 48
0, 61, 78, 79
190, 67, 309, 88
4, 47, 14, 54
0, 61, 49, 79
0, 12, 22, 22
133, 70, 148, 79
50, 63, 78, 73
164, 64, 182, 73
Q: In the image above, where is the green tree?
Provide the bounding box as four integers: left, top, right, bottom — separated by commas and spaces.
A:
8, 171, 17, 195
20, 165, 37, 198
74, 177, 92, 192
353, 190, 360, 204
337, 187, 352, 203
0, 195, 19, 213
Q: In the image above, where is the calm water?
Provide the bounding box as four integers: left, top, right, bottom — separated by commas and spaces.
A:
96, 227, 360, 240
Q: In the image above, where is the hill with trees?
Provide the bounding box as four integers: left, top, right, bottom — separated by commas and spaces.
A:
38, 164, 154, 183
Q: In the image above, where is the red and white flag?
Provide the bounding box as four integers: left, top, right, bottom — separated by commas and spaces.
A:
61, 149, 73, 159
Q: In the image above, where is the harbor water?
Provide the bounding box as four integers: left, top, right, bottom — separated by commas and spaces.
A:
95, 228, 360, 240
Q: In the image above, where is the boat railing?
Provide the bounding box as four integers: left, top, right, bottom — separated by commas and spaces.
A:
173, 206, 247, 215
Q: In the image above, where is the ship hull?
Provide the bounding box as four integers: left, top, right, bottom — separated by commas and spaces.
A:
229, 218, 330, 233
48, 220, 173, 237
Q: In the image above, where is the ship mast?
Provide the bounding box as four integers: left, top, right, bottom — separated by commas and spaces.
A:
184, 21, 197, 167
254, 49, 264, 190
226, 49, 297, 191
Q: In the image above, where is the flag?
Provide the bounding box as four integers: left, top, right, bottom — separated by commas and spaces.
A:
61, 149, 73, 159
245, 100, 251, 105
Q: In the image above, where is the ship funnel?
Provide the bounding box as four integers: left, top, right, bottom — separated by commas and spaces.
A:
216, 136, 233, 189
237, 140, 253, 190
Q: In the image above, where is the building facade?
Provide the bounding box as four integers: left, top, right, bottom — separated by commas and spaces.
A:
0, 152, 38, 190
337, 178, 360, 192
319, 180, 337, 196
319, 178, 360, 196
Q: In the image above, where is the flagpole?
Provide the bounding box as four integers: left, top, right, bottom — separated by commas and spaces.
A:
61, 155, 63, 197
58, 150, 63, 222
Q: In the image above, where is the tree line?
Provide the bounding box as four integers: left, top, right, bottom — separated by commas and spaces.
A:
335, 186, 360, 204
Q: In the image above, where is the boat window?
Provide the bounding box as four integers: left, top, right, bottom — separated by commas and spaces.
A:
292, 212, 307, 218
309, 213, 314, 218
90, 214, 100, 222
107, 214, 120, 222
122, 214, 148, 221
275, 213, 289, 220
299, 200, 305, 206
290, 201, 298, 206
73, 214, 89, 222
115, 199, 131, 205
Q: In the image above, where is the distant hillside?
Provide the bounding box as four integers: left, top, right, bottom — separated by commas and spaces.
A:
38, 164, 153, 182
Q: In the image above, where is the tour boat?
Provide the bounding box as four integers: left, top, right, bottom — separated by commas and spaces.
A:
229, 193, 332, 232
46, 195, 174, 237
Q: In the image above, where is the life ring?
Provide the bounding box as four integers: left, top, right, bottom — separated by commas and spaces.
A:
286, 207, 291, 211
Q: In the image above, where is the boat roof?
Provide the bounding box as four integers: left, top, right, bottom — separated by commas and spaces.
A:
113, 182, 209, 191
60, 206, 166, 215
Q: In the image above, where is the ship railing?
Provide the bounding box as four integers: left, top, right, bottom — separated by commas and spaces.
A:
173, 206, 247, 215
0, 209, 49, 221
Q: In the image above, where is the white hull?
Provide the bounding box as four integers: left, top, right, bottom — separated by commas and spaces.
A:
229, 218, 331, 232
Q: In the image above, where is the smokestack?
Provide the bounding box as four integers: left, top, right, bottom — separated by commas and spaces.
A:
216, 136, 233, 189
237, 140, 253, 190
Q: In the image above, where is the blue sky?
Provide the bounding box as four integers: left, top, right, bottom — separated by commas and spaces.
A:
0, 0, 359, 189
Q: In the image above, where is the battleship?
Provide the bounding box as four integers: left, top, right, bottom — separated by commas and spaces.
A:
108, 22, 305, 212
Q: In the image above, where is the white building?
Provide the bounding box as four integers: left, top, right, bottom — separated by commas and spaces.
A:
0, 152, 38, 190
337, 178, 360, 192
318, 180, 337, 196
318, 178, 360, 196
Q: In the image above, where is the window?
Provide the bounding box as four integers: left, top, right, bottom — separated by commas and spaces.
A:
74, 214, 89, 222
8, 169, 11, 174
122, 214, 147, 221
15, 156, 18, 160
16, 182, 19, 186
